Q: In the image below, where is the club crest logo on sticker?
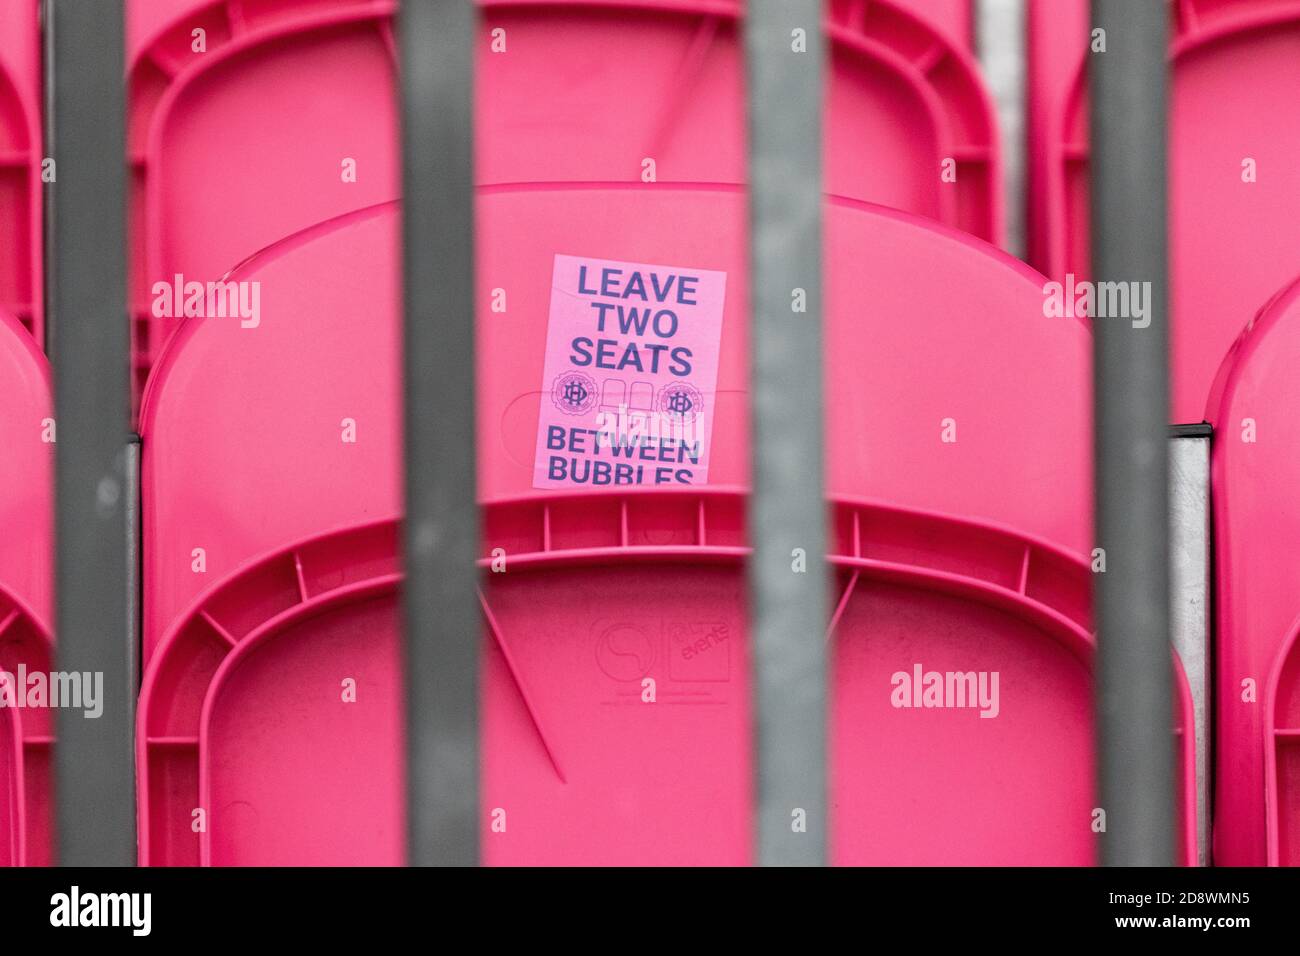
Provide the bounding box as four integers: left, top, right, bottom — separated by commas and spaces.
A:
551, 371, 598, 415
657, 382, 703, 423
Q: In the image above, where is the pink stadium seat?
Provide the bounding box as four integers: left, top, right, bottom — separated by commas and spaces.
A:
137, 193, 1195, 864
1026, 0, 1300, 423
0, 0, 44, 345
0, 308, 54, 866
127, 0, 398, 401
126, 0, 1000, 406
892, 0, 972, 51
1207, 275, 1300, 866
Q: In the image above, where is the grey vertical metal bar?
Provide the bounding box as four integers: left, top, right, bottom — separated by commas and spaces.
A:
49, 0, 136, 865
747, 0, 827, 867
1090, 0, 1174, 866
400, 0, 479, 866
1168, 430, 1211, 865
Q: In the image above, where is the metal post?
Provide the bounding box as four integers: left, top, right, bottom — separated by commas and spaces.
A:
1090, 0, 1174, 866
49, 0, 136, 866
1169, 427, 1211, 865
747, 0, 827, 867
400, 0, 480, 866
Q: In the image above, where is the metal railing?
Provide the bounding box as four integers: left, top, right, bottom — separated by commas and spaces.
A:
1090, 0, 1175, 867
46, 0, 1177, 867
747, 0, 828, 867
401, 0, 480, 867
50, 0, 136, 867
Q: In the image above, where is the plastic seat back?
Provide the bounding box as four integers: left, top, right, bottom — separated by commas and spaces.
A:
1026, 0, 1300, 423
1207, 275, 1300, 865
0, 0, 43, 343
127, 0, 1001, 404
139, 190, 1201, 864
0, 309, 53, 866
